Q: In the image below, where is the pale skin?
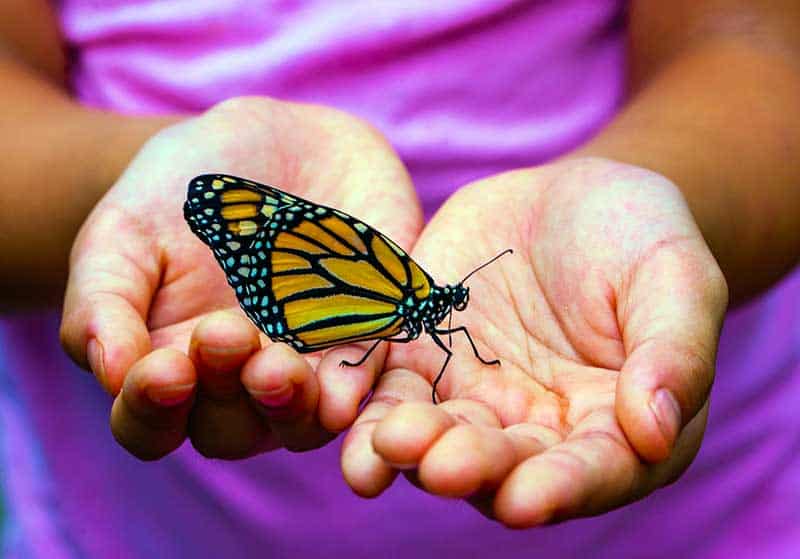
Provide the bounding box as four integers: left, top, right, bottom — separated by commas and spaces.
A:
2, 0, 799, 529
59, 98, 424, 458
342, 160, 725, 525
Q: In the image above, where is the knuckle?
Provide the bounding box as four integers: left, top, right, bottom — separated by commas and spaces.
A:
57, 320, 81, 364
111, 424, 169, 462
58, 308, 91, 369
705, 265, 730, 314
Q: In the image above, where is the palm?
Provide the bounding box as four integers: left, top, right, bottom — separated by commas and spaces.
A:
90, 100, 418, 356
61, 97, 423, 458
343, 158, 727, 526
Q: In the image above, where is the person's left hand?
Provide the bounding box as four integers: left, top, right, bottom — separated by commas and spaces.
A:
59, 97, 423, 460
341, 157, 728, 527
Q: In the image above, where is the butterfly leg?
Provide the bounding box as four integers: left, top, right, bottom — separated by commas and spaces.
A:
339, 339, 383, 368
338, 333, 417, 368
434, 326, 500, 367
429, 331, 454, 404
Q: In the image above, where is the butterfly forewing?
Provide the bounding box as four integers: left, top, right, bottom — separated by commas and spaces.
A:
184, 174, 432, 352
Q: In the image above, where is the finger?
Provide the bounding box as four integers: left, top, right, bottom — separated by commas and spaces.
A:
372, 402, 456, 468
186, 311, 275, 459
188, 393, 277, 459
617, 241, 728, 462
370, 399, 550, 501
190, 311, 260, 398
340, 368, 429, 497
421, 421, 563, 500
463, 424, 565, 519
405, 399, 553, 499
495, 407, 707, 528
110, 348, 196, 460
241, 343, 329, 452
60, 214, 159, 394
317, 342, 389, 433
417, 424, 517, 498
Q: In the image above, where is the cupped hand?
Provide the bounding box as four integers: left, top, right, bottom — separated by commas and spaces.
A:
60, 97, 423, 460
341, 157, 728, 527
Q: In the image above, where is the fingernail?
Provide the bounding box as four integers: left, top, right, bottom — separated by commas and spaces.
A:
649, 389, 682, 446
147, 384, 194, 406
87, 338, 106, 384
252, 384, 294, 407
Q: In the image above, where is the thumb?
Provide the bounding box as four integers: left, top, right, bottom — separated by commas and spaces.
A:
616, 241, 728, 463
60, 209, 159, 395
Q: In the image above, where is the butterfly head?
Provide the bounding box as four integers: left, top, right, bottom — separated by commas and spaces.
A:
451, 284, 470, 312
447, 248, 514, 313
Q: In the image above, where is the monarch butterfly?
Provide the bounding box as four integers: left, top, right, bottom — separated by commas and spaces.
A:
183, 174, 511, 402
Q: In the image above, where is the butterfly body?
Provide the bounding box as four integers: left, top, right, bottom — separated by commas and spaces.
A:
184, 174, 501, 402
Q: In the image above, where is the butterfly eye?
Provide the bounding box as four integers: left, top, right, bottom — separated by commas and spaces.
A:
452, 286, 469, 311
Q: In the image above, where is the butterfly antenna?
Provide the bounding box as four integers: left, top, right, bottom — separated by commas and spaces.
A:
460, 248, 514, 284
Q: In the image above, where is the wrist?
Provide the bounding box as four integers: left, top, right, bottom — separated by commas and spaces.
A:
0, 103, 183, 308
76, 108, 185, 202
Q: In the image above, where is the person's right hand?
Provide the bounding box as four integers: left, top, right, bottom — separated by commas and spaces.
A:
341, 158, 728, 526
60, 97, 423, 460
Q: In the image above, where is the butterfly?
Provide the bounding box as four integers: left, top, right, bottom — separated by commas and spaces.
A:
183, 174, 511, 402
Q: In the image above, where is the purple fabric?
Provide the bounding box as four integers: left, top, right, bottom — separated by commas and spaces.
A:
60, 0, 625, 215
1, 0, 798, 556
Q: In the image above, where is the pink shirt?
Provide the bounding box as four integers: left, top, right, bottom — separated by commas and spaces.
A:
1, 1, 798, 557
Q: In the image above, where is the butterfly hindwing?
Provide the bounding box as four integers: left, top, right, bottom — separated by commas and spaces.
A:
184, 174, 433, 352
